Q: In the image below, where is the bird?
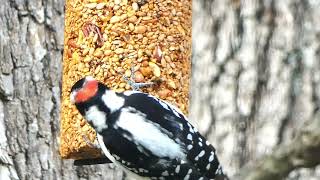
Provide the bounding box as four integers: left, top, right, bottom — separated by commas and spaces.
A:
70, 76, 227, 180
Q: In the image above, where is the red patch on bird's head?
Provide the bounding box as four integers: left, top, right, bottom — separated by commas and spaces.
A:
74, 78, 98, 103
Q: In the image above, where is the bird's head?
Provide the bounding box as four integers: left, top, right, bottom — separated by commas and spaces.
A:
70, 76, 116, 132
70, 76, 99, 105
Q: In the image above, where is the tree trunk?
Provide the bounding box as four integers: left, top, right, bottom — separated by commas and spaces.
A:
191, 0, 320, 179
1, 0, 320, 179
0, 0, 123, 179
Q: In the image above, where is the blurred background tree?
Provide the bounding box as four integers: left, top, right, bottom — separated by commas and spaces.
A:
0, 0, 319, 179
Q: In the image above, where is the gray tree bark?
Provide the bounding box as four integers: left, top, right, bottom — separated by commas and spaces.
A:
191, 0, 320, 179
0, 0, 123, 179
1, 0, 320, 180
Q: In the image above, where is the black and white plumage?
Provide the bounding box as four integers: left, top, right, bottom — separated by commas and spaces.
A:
70, 76, 227, 180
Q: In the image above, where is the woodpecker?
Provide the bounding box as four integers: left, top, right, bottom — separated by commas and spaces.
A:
70, 76, 227, 180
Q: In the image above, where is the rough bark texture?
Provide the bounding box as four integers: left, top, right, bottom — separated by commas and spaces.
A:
0, 0, 123, 179
236, 111, 320, 180
1, 0, 320, 179
191, 0, 320, 179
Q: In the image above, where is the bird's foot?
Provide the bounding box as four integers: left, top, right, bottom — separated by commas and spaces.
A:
123, 65, 154, 91
81, 134, 101, 149
77, 123, 101, 149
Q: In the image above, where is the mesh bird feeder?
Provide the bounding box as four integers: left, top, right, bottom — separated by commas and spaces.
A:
60, 0, 192, 160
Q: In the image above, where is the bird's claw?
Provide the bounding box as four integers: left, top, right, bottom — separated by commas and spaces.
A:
77, 123, 101, 149
122, 65, 154, 91
81, 134, 101, 149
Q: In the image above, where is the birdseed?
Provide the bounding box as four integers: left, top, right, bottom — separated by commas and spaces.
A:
60, 0, 192, 159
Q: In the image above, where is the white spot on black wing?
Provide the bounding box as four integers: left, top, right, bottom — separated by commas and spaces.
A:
184, 174, 190, 180
206, 163, 211, 170
187, 144, 193, 150
193, 127, 198, 132
187, 134, 192, 140
161, 171, 169, 176
215, 165, 223, 175
209, 154, 214, 162
179, 123, 183, 130
194, 156, 199, 161
188, 125, 195, 133
175, 165, 180, 173
198, 150, 205, 157
206, 140, 210, 145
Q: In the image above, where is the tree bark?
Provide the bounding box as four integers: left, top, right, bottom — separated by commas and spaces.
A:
0, 0, 123, 179
1, 0, 320, 179
236, 111, 320, 180
191, 0, 320, 179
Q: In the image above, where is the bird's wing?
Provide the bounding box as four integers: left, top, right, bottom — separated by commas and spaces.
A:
99, 126, 209, 179
120, 92, 224, 179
